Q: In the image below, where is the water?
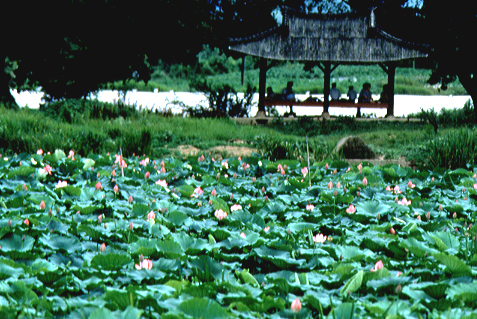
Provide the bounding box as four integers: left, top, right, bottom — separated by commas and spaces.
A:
11, 89, 471, 118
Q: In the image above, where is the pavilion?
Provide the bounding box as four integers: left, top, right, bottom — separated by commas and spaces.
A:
228, 7, 429, 118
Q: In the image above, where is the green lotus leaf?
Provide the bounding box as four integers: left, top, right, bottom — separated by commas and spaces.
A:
131, 202, 150, 218
82, 158, 96, 170
429, 231, 460, 253
178, 298, 231, 319
188, 255, 224, 282
287, 222, 316, 234
432, 252, 472, 277
340, 270, 364, 295
7, 166, 36, 179
171, 233, 210, 255
166, 210, 191, 226
0, 261, 24, 280
446, 281, 477, 303
176, 184, 195, 198
355, 201, 391, 216
128, 238, 160, 256
39, 234, 82, 253
156, 239, 184, 259
0, 234, 35, 252
399, 238, 437, 258
90, 253, 132, 271
237, 269, 260, 287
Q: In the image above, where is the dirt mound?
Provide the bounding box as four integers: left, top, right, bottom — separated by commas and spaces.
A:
175, 145, 257, 158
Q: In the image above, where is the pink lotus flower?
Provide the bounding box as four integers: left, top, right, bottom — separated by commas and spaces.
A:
68, 150, 75, 159
473, 173, 477, 179
398, 197, 411, 206
386, 186, 391, 191
160, 160, 165, 167
24, 218, 30, 226
40, 201, 46, 210
306, 204, 314, 211
111, 169, 116, 177
198, 155, 205, 162
129, 222, 134, 230
222, 161, 229, 169
390, 227, 396, 235
264, 226, 270, 232
371, 260, 383, 272
148, 211, 155, 221
301, 167, 308, 177
155, 179, 167, 188
357, 163, 363, 171
98, 215, 103, 223
144, 171, 150, 179
362, 177, 368, 186
346, 204, 356, 214
95, 181, 103, 190
135, 259, 153, 270
281, 169, 285, 176
240, 232, 246, 238
113, 185, 119, 194
194, 187, 203, 195
393, 185, 402, 194
230, 204, 242, 212
37, 149, 43, 155
474, 183, 477, 190
408, 180, 415, 188
100, 243, 106, 252
277, 164, 283, 172
160, 166, 166, 173
336, 181, 341, 189
211, 189, 217, 197
22, 184, 28, 191
325, 163, 329, 170
327, 181, 333, 189
56, 180, 67, 188
291, 298, 302, 313
313, 233, 327, 243
114, 155, 127, 168
346, 167, 351, 173
44, 164, 52, 175
214, 209, 227, 220
140, 159, 148, 166
128, 195, 133, 204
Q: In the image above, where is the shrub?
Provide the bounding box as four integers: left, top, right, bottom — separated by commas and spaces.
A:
424, 128, 477, 169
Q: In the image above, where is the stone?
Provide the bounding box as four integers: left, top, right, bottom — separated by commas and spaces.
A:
333, 136, 376, 159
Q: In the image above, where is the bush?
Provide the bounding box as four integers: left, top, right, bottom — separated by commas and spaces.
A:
424, 128, 477, 169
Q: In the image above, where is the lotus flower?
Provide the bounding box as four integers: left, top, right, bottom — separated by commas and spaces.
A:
113, 185, 119, 194
291, 298, 302, 313
346, 204, 356, 214
56, 180, 67, 188
390, 227, 396, 235
40, 201, 46, 210
214, 209, 227, 220
144, 171, 150, 179
371, 260, 383, 272
37, 149, 43, 155
128, 195, 133, 204
95, 181, 102, 190
100, 243, 106, 252
230, 204, 242, 212
194, 187, 203, 195
362, 177, 368, 186
211, 189, 217, 196
301, 167, 308, 177
313, 233, 327, 243
325, 163, 329, 170
44, 164, 52, 175
135, 259, 153, 270
240, 232, 246, 238
264, 226, 270, 232
328, 181, 333, 189
408, 180, 415, 188
306, 204, 314, 211
155, 179, 167, 188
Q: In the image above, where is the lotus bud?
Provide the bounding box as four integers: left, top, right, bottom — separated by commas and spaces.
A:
333, 190, 337, 197
100, 243, 106, 252
453, 212, 457, 219
390, 227, 396, 235
395, 284, 402, 294
230, 194, 234, 200
129, 222, 133, 230
233, 172, 237, 179
128, 195, 133, 204
357, 191, 360, 197
340, 254, 343, 261
252, 177, 256, 182
22, 235, 26, 241
426, 212, 431, 220
22, 184, 28, 191
48, 208, 52, 217
439, 205, 443, 211
8, 219, 11, 227
419, 202, 423, 207
139, 254, 144, 262
288, 229, 291, 235
343, 186, 347, 193
265, 195, 269, 202
145, 171, 150, 179
417, 215, 421, 221
377, 213, 381, 220
261, 186, 265, 193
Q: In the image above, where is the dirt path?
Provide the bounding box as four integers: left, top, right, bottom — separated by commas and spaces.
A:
174, 145, 257, 158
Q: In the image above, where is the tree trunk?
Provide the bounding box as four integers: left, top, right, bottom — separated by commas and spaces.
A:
457, 73, 477, 123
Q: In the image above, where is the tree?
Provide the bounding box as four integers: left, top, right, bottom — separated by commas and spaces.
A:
1, 0, 215, 105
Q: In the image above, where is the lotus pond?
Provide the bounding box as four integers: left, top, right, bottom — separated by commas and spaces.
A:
1, 150, 477, 318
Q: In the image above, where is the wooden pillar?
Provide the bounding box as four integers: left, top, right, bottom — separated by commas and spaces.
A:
387, 62, 396, 117
323, 62, 331, 115
257, 58, 267, 116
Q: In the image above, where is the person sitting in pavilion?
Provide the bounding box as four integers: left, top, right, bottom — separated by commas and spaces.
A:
266, 87, 279, 100
282, 81, 295, 101
379, 84, 390, 103
329, 83, 341, 101
358, 82, 373, 103
347, 85, 357, 103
